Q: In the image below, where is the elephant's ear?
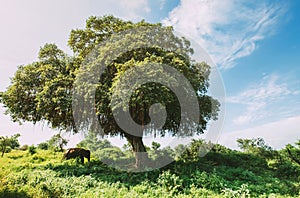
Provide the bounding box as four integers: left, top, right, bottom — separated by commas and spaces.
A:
65, 149, 71, 155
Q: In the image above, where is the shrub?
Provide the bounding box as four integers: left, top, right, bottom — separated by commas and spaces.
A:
37, 142, 49, 150
191, 170, 227, 191
94, 147, 125, 161
222, 184, 251, 198
28, 145, 37, 155
20, 144, 29, 151
157, 170, 183, 195
4, 146, 12, 153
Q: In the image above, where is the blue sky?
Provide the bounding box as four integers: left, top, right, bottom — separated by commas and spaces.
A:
0, 0, 299, 149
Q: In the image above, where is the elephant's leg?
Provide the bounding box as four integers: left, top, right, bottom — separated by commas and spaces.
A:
80, 156, 84, 163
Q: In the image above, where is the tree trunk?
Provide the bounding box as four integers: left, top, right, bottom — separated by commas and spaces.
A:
125, 133, 149, 169
1, 146, 5, 157
126, 92, 150, 169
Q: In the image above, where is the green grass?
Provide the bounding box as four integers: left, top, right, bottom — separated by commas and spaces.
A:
0, 149, 299, 198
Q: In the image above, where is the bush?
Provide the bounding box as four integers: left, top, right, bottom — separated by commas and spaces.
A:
4, 146, 12, 153
157, 170, 183, 195
94, 147, 125, 161
191, 170, 227, 191
28, 145, 37, 155
37, 142, 49, 150
20, 144, 29, 151
222, 184, 251, 198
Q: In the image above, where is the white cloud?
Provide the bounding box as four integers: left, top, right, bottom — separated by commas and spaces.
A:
227, 74, 299, 125
118, 0, 151, 20
219, 115, 300, 150
159, 0, 166, 10
163, 0, 287, 69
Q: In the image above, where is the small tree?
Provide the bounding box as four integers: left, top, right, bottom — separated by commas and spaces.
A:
9, 134, 21, 149
0, 136, 9, 157
77, 131, 113, 152
151, 142, 161, 151
237, 137, 274, 159
37, 142, 49, 150
47, 134, 68, 152
0, 133, 21, 157
148, 142, 174, 161
174, 144, 188, 161
95, 147, 125, 162
237, 138, 272, 152
122, 142, 132, 151
28, 145, 37, 155
211, 143, 232, 153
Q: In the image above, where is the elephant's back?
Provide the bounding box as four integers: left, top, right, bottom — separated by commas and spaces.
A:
65, 148, 89, 155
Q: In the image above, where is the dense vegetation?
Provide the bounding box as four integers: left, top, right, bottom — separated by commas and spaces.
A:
0, 136, 299, 198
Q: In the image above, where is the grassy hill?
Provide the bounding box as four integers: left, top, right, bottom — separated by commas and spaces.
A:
0, 144, 299, 198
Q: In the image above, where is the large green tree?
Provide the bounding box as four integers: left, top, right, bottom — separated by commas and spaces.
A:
1, 15, 219, 168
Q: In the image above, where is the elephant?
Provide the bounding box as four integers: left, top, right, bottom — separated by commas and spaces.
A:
63, 148, 90, 163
